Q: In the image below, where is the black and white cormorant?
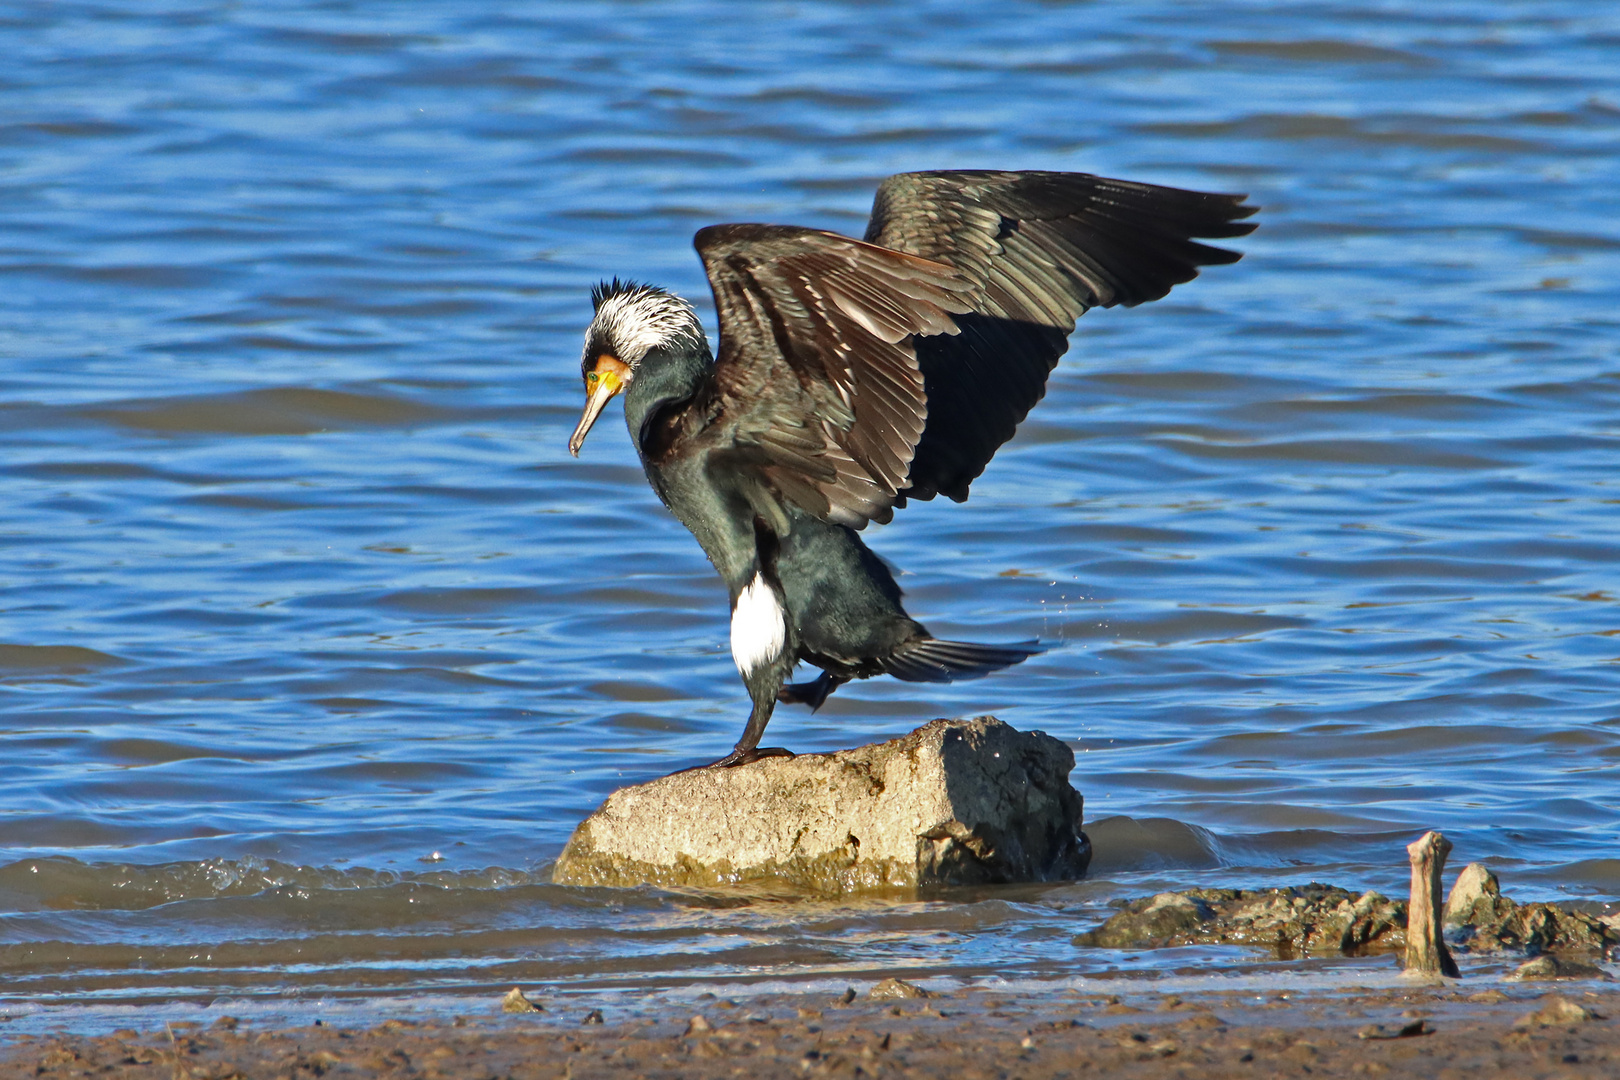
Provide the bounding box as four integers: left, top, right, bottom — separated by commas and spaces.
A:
568, 170, 1256, 767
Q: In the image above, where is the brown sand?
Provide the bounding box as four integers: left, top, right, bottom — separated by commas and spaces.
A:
4, 984, 1617, 1079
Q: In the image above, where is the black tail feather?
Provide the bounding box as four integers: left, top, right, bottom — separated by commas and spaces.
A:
883, 637, 1044, 683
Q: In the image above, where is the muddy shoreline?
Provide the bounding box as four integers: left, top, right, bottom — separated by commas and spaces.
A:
4, 982, 1617, 1079
6, 865, 1614, 1075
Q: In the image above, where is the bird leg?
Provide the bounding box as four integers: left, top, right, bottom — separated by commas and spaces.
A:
777, 669, 846, 712
708, 661, 795, 768
710, 540, 799, 768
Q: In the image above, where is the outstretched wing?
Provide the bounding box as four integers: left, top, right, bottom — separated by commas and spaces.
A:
865, 170, 1257, 502
693, 223, 974, 529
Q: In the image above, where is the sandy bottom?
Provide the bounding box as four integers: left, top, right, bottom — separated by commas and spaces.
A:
4, 983, 1617, 1079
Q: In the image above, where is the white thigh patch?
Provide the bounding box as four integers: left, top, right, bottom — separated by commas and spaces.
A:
730, 573, 786, 677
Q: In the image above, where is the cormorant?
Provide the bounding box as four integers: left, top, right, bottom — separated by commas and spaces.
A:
568, 170, 1256, 766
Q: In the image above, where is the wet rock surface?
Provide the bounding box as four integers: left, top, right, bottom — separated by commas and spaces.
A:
1074, 884, 1408, 957
868, 978, 934, 1000
501, 987, 542, 1014
1443, 863, 1620, 957
1075, 861, 1620, 964
1510, 955, 1612, 982
553, 717, 1090, 892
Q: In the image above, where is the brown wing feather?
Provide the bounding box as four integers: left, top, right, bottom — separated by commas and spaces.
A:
694, 223, 973, 528
686, 173, 1255, 530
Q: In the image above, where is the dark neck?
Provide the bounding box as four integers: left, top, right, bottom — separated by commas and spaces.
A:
622, 339, 713, 452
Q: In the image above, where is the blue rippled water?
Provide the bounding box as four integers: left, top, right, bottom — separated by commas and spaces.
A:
1, 0, 1618, 1016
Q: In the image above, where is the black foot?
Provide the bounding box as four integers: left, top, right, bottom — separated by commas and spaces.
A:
708, 745, 796, 769
777, 671, 844, 712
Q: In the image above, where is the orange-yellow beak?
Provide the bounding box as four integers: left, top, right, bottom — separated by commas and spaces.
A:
568, 355, 632, 456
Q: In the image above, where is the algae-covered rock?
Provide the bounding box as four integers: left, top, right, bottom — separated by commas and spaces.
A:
1508, 954, 1611, 981
1073, 892, 1215, 948
1445, 863, 1516, 929
1074, 884, 1407, 958
1074, 862, 1619, 964
500, 987, 541, 1014
868, 978, 934, 1000
552, 717, 1090, 892
1441, 865, 1618, 957
1337, 889, 1407, 955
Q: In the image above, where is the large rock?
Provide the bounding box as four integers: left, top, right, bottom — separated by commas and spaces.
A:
552, 716, 1090, 892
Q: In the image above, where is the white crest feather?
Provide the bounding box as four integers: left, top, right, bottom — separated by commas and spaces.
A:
589, 287, 706, 365
730, 573, 786, 677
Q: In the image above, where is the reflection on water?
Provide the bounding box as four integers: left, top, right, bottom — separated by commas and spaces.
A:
2, 0, 1619, 1016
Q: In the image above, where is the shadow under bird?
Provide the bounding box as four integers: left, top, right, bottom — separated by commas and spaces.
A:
569, 170, 1256, 766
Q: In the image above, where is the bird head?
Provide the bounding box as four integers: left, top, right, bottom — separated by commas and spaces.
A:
569, 279, 704, 456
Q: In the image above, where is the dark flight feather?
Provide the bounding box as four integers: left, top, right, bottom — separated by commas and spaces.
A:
686, 172, 1256, 526
865, 170, 1256, 504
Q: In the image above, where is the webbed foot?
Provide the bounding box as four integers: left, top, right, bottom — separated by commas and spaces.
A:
776, 671, 845, 712
708, 745, 795, 769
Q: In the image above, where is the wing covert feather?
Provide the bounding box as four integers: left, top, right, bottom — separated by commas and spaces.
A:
694, 223, 974, 528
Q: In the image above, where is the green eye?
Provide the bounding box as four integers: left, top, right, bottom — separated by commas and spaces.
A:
587, 372, 599, 385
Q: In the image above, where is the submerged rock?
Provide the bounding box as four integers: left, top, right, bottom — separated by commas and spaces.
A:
1443, 862, 1619, 957
552, 717, 1090, 892
500, 987, 541, 1014
1357, 1019, 1431, 1040
1073, 884, 1406, 958
1509, 955, 1611, 981
1076, 858, 1620, 965
1075, 892, 1216, 949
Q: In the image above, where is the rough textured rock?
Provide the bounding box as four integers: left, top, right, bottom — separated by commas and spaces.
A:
868, 978, 933, 1000
500, 987, 541, 1014
1078, 892, 1215, 948
1444, 862, 1516, 928
552, 717, 1090, 892
1441, 862, 1619, 958
1509, 955, 1611, 981
1460, 899, 1617, 956
1514, 995, 1601, 1026
1075, 859, 1620, 965
1073, 884, 1407, 957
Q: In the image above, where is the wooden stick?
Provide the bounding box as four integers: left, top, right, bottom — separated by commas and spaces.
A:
1404, 830, 1460, 978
